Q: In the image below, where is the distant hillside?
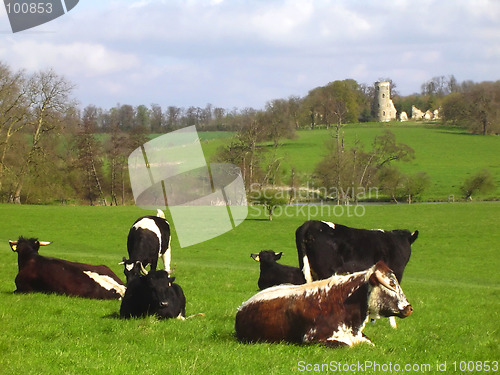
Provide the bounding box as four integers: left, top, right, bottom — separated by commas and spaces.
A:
201, 122, 500, 202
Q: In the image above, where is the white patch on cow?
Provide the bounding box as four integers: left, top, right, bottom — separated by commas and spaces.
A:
83, 271, 126, 297
321, 221, 336, 230
125, 263, 134, 272
302, 255, 313, 283
389, 316, 397, 328
134, 217, 163, 252
303, 327, 317, 342
239, 270, 369, 309
325, 323, 373, 347
375, 228, 385, 232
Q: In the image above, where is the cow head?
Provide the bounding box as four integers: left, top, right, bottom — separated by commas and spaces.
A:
9, 237, 51, 253
367, 261, 413, 320
120, 257, 148, 284
146, 271, 182, 319
251, 250, 283, 263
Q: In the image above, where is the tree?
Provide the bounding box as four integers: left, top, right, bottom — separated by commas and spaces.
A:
105, 123, 130, 205
249, 188, 288, 221
11, 69, 75, 204
263, 98, 296, 148
0, 63, 27, 196
460, 169, 495, 200
74, 105, 107, 206
315, 131, 414, 204
400, 171, 431, 204
442, 81, 500, 135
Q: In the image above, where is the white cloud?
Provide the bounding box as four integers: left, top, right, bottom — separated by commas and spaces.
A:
1, 0, 498, 109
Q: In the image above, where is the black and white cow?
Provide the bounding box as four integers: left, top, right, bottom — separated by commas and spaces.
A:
235, 261, 412, 347
251, 250, 305, 290
127, 209, 171, 273
9, 237, 125, 300
295, 220, 418, 328
119, 269, 186, 320
295, 221, 418, 284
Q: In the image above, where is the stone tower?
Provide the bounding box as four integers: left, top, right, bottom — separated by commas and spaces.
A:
375, 81, 397, 122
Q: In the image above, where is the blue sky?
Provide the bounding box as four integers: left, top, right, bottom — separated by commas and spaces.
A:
1, 0, 499, 110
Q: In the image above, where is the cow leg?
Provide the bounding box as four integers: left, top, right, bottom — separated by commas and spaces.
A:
161, 244, 171, 274
389, 316, 397, 328
302, 255, 313, 283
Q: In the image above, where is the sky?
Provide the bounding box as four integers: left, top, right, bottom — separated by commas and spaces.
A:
1, 0, 499, 111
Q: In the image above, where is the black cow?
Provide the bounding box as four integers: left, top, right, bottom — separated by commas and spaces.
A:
9, 237, 125, 300
119, 269, 186, 320
251, 250, 305, 290
295, 220, 418, 328
127, 209, 171, 273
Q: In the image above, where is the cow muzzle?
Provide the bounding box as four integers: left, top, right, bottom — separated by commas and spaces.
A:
399, 304, 413, 318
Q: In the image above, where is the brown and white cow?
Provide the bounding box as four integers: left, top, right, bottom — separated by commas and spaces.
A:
10, 237, 125, 300
235, 260, 412, 347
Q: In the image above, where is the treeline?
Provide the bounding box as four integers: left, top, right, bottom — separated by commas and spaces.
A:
0, 59, 499, 204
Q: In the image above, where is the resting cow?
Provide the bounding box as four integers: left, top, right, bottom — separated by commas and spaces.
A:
9, 237, 125, 300
119, 269, 186, 320
127, 209, 172, 273
251, 250, 305, 289
235, 261, 412, 347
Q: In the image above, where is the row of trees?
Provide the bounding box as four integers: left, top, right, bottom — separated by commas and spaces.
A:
1, 59, 498, 204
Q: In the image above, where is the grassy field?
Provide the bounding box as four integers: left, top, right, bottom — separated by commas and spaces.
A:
0, 202, 498, 374
201, 123, 500, 201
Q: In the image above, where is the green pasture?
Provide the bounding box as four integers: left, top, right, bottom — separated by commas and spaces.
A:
0, 202, 498, 374
201, 123, 500, 201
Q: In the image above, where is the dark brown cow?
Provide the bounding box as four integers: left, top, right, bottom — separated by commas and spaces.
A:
10, 237, 125, 300
235, 261, 412, 347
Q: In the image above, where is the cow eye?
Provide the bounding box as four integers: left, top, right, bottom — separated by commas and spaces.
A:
389, 280, 396, 288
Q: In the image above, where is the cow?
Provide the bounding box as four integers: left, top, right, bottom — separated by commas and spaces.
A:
127, 209, 171, 273
119, 269, 186, 320
9, 237, 125, 300
295, 220, 418, 328
235, 261, 412, 347
251, 250, 305, 290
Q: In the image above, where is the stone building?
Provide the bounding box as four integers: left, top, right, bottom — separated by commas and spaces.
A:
375, 81, 397, 122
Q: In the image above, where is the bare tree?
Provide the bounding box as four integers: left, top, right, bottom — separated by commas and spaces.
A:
0, 63, 28, 194
74, 105, 107, 206
10, 69, 75, 204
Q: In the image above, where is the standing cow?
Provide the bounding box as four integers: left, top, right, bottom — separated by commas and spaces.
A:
295, 220, 418, 328
9, 237, 125, 299
235, 261, 412, 347
127, 209, 171, 273
296, 221, 418, 283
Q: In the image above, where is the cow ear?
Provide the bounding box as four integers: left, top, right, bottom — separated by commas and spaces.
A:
251, 253, 260, 262
369, 272, 379, 287
168, 277, 176, 285
9, 240, 18, 252
410, 230, 419, 243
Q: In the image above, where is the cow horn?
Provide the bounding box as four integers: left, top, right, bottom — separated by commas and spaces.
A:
38, 241, 52, 246
140, 263, 149, 275
375, 270, 397, 293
